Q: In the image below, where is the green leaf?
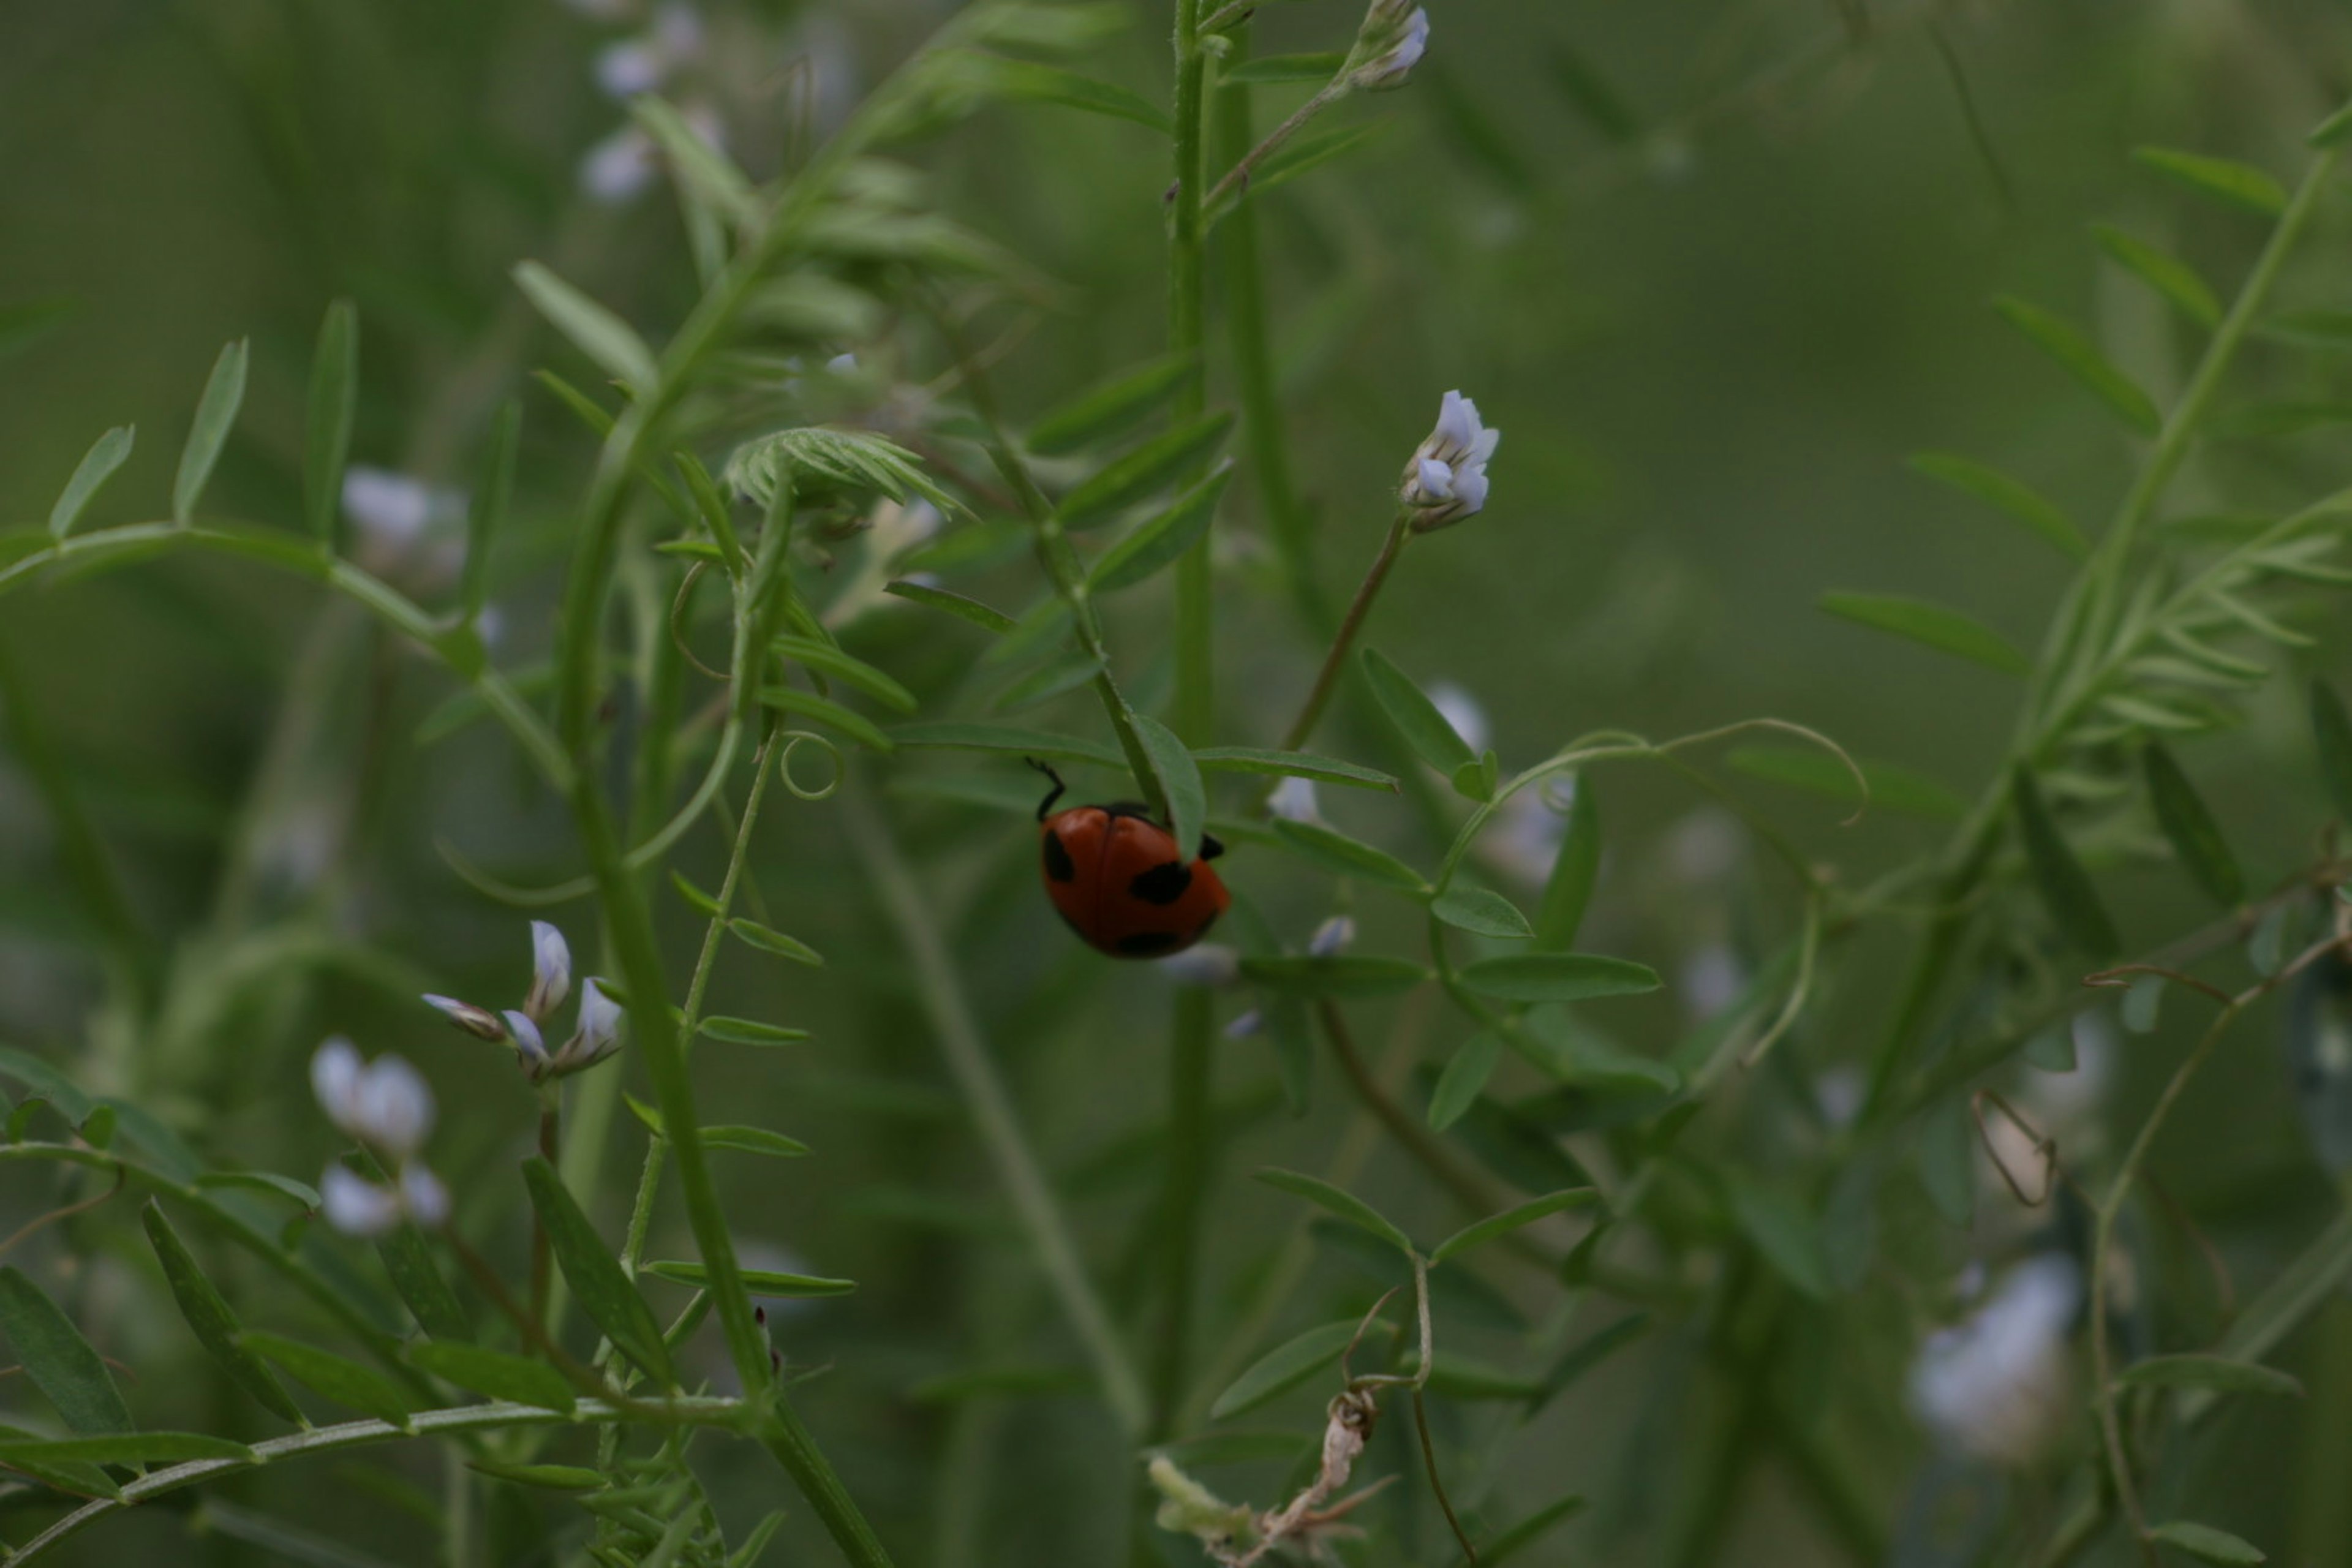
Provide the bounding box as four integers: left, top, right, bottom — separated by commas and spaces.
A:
728, 918, 824, 967
0, 1268, 129, 1436
2147, 1521, 2266, 1564
699, 1016, 812, 1046
303, 299, 359, 547
2117, 1354, 2301, 1399
520, 1156, 674, 1386
1191, 747, 1396, 791
2143, 742, 2244, 905
1728, 1183, 1831, 1300
1240, 956, 1430, 997
1907, 452, 2087, 560
409, 1341, 575, 1413
1819, 592, 2030, 676
630, 97, 759, 227
469, 1460, 609, 1491
48, 426, 134, 541
1208, 1318, 1384, 1421
1455, 954, 1662, 1005
1134, 713, 1207, 864
2185, 1208, 2352, 1424
1088, 461, 1232, 592
2011, 767, 2120, 957
0, 1432, 255, 1466
173, 339, 250, 524
377, 1224, 472, 1343
772, 636, 917, 714
1253, 1168, 1413, 1254
1431, 1189, 1600, 1265
514, 260, 657, 390
1361, 648, 1476, 777
643, 1261, 857, 1297
0, 1049, 92, 1126
980, 58, 1171, 134
244, 1332, 413, 1427
2091, 224, 2222, 329
760, 687, 896, 752
989, 647, 1103, 714
1992, 295, 2162, 435
1728, 745, 1967, 821
1270, 819, 1428, 893
1532, 780, 1599, 951
463, 401, 521, 622
701, 1125, 812, 1158
888, 720, 1123, 768
1223, 51, 1345, 85
1431, 886, 1534, 939
1427, 1031, 1504, 1133
1246, 121, 1382, 202
2133, 146, 2288, 216
1056, 410, 1234, 529
2312, 679, 2352, 823
141, 1202, 301, 1423
1027, 354, 1198, 456
190, 1170, 320, 1212
884, 579, 1017, 634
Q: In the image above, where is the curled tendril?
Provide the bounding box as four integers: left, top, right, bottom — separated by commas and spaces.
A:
780, 730, 844, 801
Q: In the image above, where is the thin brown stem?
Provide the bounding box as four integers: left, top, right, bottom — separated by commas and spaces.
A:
1278, 511, 1409, 756
1317, 999, 1503, 1223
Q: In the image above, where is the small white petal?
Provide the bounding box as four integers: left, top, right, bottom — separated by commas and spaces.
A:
825, 352, 859, 375
320, 1166, 401, 1237
526, 921, 572, 1023
574, 978, 624, 1058
1414, 456, 1456, 501
1158, 945, 1241, 987
355, 1055, 435, 1158
341, 467, 435, 549
423, 993, 507, 1042
1452, 464, 1490, 516
1308, 916, 1356, 959
595, 39, 666, 98
1436, 390, 1479, 453
399, 1164, 451, 1229
504, 1011, 549, 1063
1222, 1008, 1265, 1041
579, 124, 657, 203
311, 1038, 365, 1135
1268, 777, 1322, 823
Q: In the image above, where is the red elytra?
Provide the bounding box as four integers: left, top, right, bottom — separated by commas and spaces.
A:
1031, 762, 1230, 959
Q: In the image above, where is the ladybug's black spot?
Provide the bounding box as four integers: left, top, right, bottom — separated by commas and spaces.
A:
1041, 832, 1077, 884
1128, 861, 1193, 905
1117, 930, 1185, 957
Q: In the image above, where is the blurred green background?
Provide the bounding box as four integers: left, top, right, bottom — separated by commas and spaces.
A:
7, 1, 2352, 1563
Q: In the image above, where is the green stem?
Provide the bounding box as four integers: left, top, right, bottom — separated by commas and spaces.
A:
1277, 511, 1409, 755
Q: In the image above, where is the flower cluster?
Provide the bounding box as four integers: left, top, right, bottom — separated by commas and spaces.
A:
311, 1039, 449, 1237
424, 921, 624, 1084
1344, 0, 1431, 92
1400, 390, 1499, 532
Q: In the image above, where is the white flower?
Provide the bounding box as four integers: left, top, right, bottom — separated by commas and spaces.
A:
1425, 682, 1490, 756
1478, 780, 1572, 887
1159, 945, 1241, 988
314, 1041, 434, 1160
399, 1164, 451, 1229
1909, 1254, 2081, 1464
594, 2, 704, 99
1268, 777, 1323, 823
503, 1011, 549, 1066
423, 993, 507, 1042
580, 124, 658, 203
342, 466, 463, 559
311, 1038, 364, 1133
825, 352, 859, 375
320, 1165, 402, 1237
1308, 916, 1357, 958
1348, 2, 1428, 92
568, 978, 624, 1065
1399, 390, 1498, 530
525, 921, 572, 1024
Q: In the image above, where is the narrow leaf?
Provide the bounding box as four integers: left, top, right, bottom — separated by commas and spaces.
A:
2143, 742, 2244, 905
643, 1261, 856, 1297
1907, 451, 2087, 560
48, 426, 133, 540
469, 1460, 608, 1491
1135, 713, 1207, 864
409, 1341, 574, 1413
1253, 1167, 1414, 1254
465, 400, 520, 624
520, 1156, 674, 1386
2011, 768, 2120, 957
1728, 745, 1967, 820
2146, 1521, 2266, 1564
1028, 354, 1197, 456
772, 635, 917, 714
142, 1202, 301, 1423
1361, 648, 1476, 775
514, 261, 657, 390
1455, 954, 1662, 1005
1992, 295, 2162, 435
244, 1332, 412, 1427
760, 687, 895, 752
888, 720, 1123, 767
1428, 1031, 1504, 1132
173, 339, 249, 524
699, 1017, 811, 1046
377, 1224, 472, 1342
1088, 461, 1231, 592
1191, 747, 1396, 791
2117, 1354, 2301, 1398
0, 1268, 129, 1436
303, 299, 359, 546
630, 97, 759, 225
1431, 1190, 1600, 1264
1532, 779, 1599, 951
701, 1125, 812, 1158
1208, 1319, 1382, 1421
885, 579, 1017, 633
2091, 224, 2222, 328
1056, 410, 1234, 528
1819, 592, 2030, 675
1431, 886, 1534, 939
2133, 146, 2288, 216
728, 918, 823, 966
1246, 122, 1382, 202
1223, 52, 1345, 85
1270, 819, 1428, 892
982, 58, 1171, 134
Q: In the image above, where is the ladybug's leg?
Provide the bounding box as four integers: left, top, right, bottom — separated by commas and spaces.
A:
1026, 758, 1066, 822
1199, 832, 1225, 862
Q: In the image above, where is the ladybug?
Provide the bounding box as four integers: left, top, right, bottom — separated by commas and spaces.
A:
1031, 760, 1231, 958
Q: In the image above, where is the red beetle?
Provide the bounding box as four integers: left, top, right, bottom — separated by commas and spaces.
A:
1031, 761, 1230, 958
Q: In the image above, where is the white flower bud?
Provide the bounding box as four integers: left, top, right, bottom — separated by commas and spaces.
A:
526, 921, 572, 1023
568, 978, 624, 1065
1308, 916, 1357, 958
311, 1038, 365, 1136
400, 1164, 451, 1229
1400, 390, 1498, 532
1346, 2, 1429, 92
1268, 777, 1322, 823
580, 124, 657, 203
423, 993, 507, 1041
1159, 945, 1241, 988
353, 1054, 434, 1158
504, 1011, 549, 1066
320, 1166, 402, 1237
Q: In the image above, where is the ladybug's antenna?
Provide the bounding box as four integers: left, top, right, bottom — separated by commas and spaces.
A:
1025, 758, 1066, 821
